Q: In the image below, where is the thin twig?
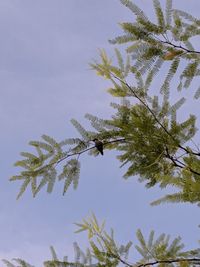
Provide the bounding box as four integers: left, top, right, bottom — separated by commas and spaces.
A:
112, 74, 200, 157
32, 138, 126, 174
136, 258, 200, 267
110, 75, 200, 176
159, 39, 200, 54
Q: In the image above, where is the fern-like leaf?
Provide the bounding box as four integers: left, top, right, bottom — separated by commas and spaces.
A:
165, 0, 172, 27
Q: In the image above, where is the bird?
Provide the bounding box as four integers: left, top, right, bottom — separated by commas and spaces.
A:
93, 138, 104, 155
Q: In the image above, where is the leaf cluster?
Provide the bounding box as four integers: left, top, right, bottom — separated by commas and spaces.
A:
6, 215, 198, 267
6, 1, 200, 266
11, 134, 84, 198
109, 0, 200, 97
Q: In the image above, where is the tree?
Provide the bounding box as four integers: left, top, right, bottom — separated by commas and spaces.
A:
4, 0, 200, 266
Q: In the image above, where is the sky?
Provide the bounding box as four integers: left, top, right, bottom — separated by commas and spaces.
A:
1, 0, 200, 266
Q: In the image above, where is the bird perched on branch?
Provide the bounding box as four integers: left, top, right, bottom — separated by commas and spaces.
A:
93, 138, 104, 155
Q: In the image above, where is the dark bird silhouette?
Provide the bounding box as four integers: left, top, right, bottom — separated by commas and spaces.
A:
93, 139, 104, 155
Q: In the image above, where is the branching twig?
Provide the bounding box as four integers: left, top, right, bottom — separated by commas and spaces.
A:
31, 138, 126, 175
113, 75, 179, 139
159, 39, 200, 55
136, 258, 200, 267
107, 246, 200, 267
151, 32, 200, 55
164, 147, 185, 169
110, 74, 200, 175
57, 138, 126, 164
164, 147, 200, 176
44, 257, 200, 267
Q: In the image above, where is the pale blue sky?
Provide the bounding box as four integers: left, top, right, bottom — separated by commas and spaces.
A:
1, 0, 200, 266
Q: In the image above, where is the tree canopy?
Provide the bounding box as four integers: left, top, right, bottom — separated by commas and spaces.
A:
4, 0, 200, 266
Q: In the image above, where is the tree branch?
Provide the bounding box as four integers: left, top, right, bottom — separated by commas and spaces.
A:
164, 146, 200, 176
111, 74, 200, 175
32, 138, 126, 174
101, 246, 200, 267
159, 39, 200, 55
57, 138, 126, 164
112, 75, 180, 141
136, 258, 200, 267
109, 249, 200, 267
164, 146, 185, 169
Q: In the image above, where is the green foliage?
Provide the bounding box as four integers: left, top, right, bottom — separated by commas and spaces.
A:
90, 49, 200, 207
10, 0, 200, 206
165, 0, 172, 27
11, 134, 83, 198
6, 1, 200, 265
134, 229, 199, 263
111, 0, 200, 97
2, 258, 34, 267
10, 3, 200, 208
9, 214, 198, 267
